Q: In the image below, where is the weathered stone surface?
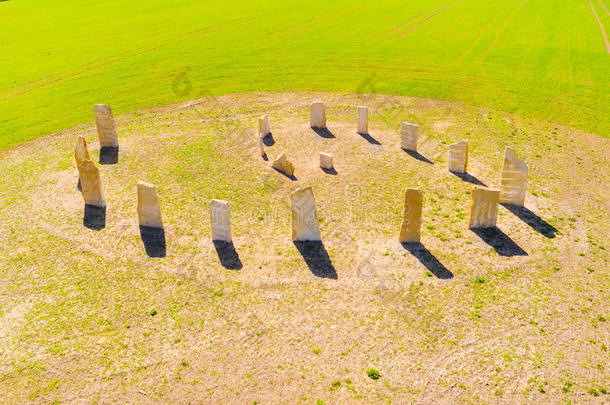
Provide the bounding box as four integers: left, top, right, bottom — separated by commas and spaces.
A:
272, 152, 295, 176
319, 152, 333, 170
357, 106, 368, 134
258, 137, 266, 157
399, 188, 423, 243
137, 182, 163, 229
291, 186, 321, 241
499, 146, 528, 206
77, 160, 105, 207
94, 104, 118, 148
469, 186, 500, 228
258, 115, 271, 137
210, 199, 231, 242
400, 122, 419, 151
74, 136, 90, 166
310, 101, 326, 129
448, 140, 468, 173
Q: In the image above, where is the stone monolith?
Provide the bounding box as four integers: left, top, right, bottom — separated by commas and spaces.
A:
399, 188, 423, 243
499, 147, 528, 206
137, 182, 163, 229
319, 152, 333, 170
400, 122, 419, 151
272, 152, 295, 176
77, 160, 105, 207
469, 186, 500, 228
210, 199, 231, 242
310, 101, 326, 129
258, 115, 271, 137
94, 104, 118, 148
357, 106, 368, 134
448, 140, 468, 173
291, 186, 321, 241
74, 136, 90, 166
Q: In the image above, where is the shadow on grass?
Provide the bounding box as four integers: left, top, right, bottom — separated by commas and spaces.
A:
322, 167, 337, 175
294, 241, 337, 279
403, 149, 433, 164
501, 204, 558, 238
213, 240, 243, 270
99, 146, 119, 165
357, 132, 381, 145
471, 227, 527, 256
262, 133, 275, 146
83, 204, 106, 230
312, 127, 335, 138
139, 226, 166, 257
401, 242, 453, 279
272, 167, 297, 181
450, 171, 487, 186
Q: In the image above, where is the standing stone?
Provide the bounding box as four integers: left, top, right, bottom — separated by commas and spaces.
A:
310, 101, 326, 129
258, 115, 271, 137
272, 152, 295, 176
210, 199, 231, 242
499, 147, 528, 206
94, 104, 119, 148
77, 160, 105, 207
448, 140, 468, 173
137, 182, 163, 229
469, 186, 500, 228
74, 136, 90, 166
291, 186, 321, 241
399, 188, 423, 243
357, 106, 368, 134
258, 137, 266, 157
319, 152, 334, 170
400, 122, 419, 151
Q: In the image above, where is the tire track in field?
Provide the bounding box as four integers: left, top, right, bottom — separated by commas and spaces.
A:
0, 16, 259, 102
588, 0, 610, 54
399, 0, 463, 38
599, 0, 610, 16
383, 0, 451, 36
456, 0, 521, 63
478, 0, 530, 63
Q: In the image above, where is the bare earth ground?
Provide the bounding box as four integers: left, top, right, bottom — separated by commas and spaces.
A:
0, 92, 608, 404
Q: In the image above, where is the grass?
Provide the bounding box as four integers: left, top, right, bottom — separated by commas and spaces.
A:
0, 92, 607, 402
1, 0, 610, 152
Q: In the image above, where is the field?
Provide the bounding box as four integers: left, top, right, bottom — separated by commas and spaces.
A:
1, 0, 610, 151
0, 93, 608, 402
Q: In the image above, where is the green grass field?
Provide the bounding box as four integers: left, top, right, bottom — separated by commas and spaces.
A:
1, 0, 609, 151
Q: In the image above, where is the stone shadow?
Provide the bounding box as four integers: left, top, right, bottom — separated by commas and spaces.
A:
213, 240, 243, 270
501, 204, 558, 239
99, 146, 119, 165
322, 167, 337, 175
294, 241, 337, 279
312, 127, 335, 138
262, 133, 275, 146
357, 132, 381, 145
139, 226, 166, 258
403, 149, 433, 164
450, 171, 487, 186
401, 242, 453, 279
272, 167, 297, 181
83, 204, 106, 230
471, 227, 527, 257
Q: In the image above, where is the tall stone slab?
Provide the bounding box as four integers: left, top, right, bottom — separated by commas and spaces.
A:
291, 187, 321, 241
319, 152, 333, 170
272, 152, 295, 176
310, 101, 326, 129
469, 186, 500, 228
258, 137, 266, 157
448, 140, 468, 173
499, 147, 528, 206
77, 160, 105, 207
399, 188, 423, 243
258, 115, 271, 137
94, 104, 119, 148
400, 122, 419, 151
74, 136, 91, 166
210, 199, 231, 242
357, 106, 368, 134
137, 182, 163, 229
